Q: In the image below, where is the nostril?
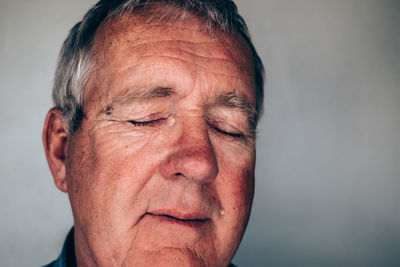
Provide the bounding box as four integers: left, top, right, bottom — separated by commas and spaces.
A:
160, 138, 219, 182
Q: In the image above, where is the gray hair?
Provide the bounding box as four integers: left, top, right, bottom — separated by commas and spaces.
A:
53, 0, 264, 133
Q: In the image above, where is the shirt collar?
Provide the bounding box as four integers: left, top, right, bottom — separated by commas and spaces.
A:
45, 227, 76, 267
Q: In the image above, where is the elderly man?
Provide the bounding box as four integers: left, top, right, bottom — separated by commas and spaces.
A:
43, 0, 264, 266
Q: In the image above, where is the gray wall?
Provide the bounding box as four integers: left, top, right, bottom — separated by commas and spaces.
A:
0, 0, 399, 266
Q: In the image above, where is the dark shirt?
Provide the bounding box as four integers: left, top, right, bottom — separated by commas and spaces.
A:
42, 228, 76, 267
43, 228, 237, 267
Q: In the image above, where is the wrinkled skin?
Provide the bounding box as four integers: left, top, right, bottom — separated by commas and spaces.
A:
44, 14, 256, 267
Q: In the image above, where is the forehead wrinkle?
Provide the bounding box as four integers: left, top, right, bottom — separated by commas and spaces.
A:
96, 14, 250, 64
104, 11, 216, 43
136, 54, 247, 81
129, 41, 236, 63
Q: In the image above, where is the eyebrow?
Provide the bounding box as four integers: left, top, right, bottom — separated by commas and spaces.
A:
214, 91, 257, 132
112, 87, 176, 104
100, 87, 175, 115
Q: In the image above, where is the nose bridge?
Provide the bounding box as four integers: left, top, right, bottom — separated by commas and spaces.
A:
160, 120, 219, 183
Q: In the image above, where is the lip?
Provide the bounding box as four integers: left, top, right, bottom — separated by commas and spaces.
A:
147, 210, 209, 224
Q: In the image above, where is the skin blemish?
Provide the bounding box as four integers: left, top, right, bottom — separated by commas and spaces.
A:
105, 105, 113, 115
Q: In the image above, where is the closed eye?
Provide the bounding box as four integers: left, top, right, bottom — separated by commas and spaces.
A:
207, 120, 245, 139
211, 126, 244, 138
128, 118, 167, 127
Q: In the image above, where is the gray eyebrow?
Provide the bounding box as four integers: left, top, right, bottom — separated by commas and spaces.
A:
100, 87, 175, 115
112, 87, 176, 103
214, 92, 257, 132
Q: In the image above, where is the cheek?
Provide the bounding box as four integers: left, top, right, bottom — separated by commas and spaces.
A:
87, 129, 161, 199
217, 163, 254, 217
213, 139, 255, 211
212, 162, 254, 261
65, 123, 174, 256
211, 140, 255, 253
68, 119, 183, 211
66, 124, 162, 219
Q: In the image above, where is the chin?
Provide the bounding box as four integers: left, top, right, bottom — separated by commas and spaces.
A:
122, 247, 221, 267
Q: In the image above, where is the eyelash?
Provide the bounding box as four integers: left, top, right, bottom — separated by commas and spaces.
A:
208, 122, 244, 139
128, 118, 244, 139
128, 118, 166, 126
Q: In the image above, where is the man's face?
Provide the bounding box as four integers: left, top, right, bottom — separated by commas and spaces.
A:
63, 15, 255, 267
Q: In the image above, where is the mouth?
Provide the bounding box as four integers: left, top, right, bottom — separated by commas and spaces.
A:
146, 211, 209, 227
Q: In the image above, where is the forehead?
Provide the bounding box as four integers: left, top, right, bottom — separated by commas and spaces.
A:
94, 12, 252, 61
87, 12, 255, 102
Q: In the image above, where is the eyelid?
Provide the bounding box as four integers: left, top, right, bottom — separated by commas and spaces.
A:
127, 112, 177, 127
129, 118, 166, 126
127, 112, 164, 125
207, 119, 245, 139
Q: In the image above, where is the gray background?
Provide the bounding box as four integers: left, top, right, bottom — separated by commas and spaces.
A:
0, 0, 399, 266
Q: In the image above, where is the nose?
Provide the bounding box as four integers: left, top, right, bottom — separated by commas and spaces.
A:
160, 124, 219, 183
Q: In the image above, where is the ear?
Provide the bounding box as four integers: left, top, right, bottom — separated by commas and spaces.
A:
43, 108, 69, 193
